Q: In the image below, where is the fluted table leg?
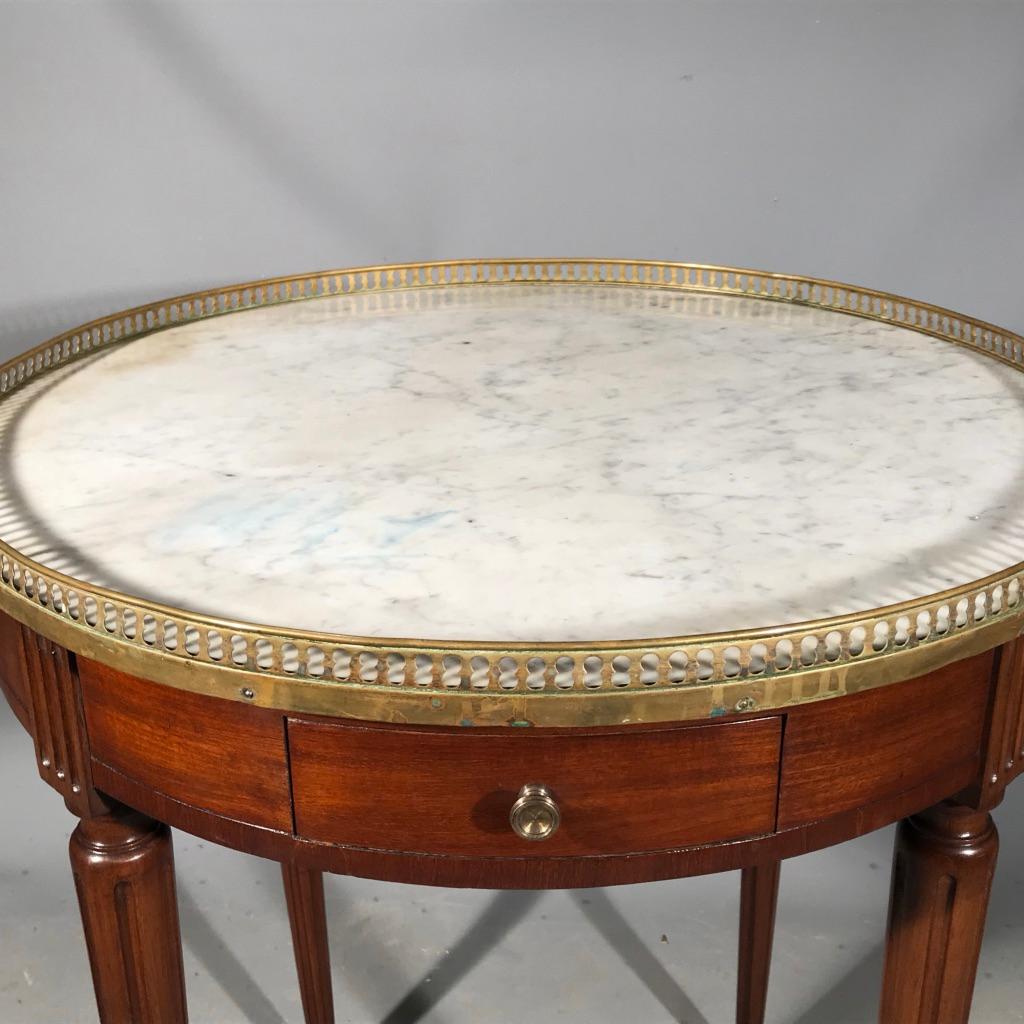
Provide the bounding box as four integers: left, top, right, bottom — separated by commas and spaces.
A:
880, 799, 997, 1024
70, 807, 187, 1023
283, 863, 335, 1024
737, 860, 780, 1024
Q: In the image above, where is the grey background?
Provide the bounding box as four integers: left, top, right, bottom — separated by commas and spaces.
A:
2, 1, 1024, 1022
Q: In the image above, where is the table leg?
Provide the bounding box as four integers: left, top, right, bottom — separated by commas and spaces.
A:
880, 799, 997, 1024
737, 860, 780, 1024
282, 863, 335, 1024
69, 807, 187, 1024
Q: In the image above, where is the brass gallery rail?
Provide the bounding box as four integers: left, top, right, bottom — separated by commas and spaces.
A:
0, 259, 1021, 727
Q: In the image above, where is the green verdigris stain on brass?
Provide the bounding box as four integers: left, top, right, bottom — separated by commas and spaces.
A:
509, 719, 533, 727
709, 706, 727, 718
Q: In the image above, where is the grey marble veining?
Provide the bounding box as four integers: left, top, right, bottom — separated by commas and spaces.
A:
5, 284, 1024, 641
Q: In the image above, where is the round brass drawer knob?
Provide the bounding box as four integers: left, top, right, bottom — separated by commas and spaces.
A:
510, 783, 560, 841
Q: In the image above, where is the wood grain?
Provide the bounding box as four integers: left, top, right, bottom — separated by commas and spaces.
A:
16, 622, 106, 816
70, 806, 187, 1024
880, 800, 998, 1024
0, 609, 30, 728
737, 860, 780, 1024
289, 716, 783, 857
92, 751, 973, 889
282, 864, 334, 1024
966, 635, 1024, 810
0, 610, 1012, 1020
778, 652, 992, 829
79, 658, 292, 832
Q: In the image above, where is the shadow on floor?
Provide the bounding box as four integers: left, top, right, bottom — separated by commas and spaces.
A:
572, 890, 711, 1024
380, 891, 543, 1024
789, 943, 884, 1024
379, 888, 715, 1024
178, 882, 288, 1024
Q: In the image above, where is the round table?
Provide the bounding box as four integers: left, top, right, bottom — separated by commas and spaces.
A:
1, 259, 1022, 1024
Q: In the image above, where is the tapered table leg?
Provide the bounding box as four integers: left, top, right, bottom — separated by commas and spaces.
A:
69, 807, 187, 1024
737, 860, 780, 1024
283, 862, 335, 1024
880, 799, 997, 1024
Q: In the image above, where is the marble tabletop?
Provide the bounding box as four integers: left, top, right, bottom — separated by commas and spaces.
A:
4, 283, 1023, 642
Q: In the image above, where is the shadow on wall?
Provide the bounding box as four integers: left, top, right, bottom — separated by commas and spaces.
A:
112, 2, 413, 257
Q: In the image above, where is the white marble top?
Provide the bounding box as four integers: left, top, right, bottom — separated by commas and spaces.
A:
4, 284, 1023, 642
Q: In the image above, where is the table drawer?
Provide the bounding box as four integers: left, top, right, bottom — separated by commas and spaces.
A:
80, 659, 293, 832
777, 651, 993, 830
288, 716, 782, 857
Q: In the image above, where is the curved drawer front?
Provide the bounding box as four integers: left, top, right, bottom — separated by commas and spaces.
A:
80, 660, 293, 832
287, 716, 783, 857
777, 650, 994, 830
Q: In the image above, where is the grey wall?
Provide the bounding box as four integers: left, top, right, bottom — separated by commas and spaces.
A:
2, 0, 1023, 362
1, 6, 1024, 1021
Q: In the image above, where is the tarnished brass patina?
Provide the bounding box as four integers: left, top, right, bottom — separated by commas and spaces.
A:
0, 259, 1021, 727
510, 784, 560, 841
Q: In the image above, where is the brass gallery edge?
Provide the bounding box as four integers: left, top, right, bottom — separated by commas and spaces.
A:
1, 258, 1022, 726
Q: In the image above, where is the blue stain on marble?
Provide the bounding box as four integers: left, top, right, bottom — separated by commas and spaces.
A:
380, 510, 456, 545
150, 491, 348, 553
290, 523, 341, 557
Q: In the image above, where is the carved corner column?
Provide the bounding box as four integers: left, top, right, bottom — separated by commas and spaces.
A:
21, 624, 106, 818
17, 620, 188, 1023
878, 637, 1023, 1023
965, 635, 1024, 813
880, 800, 997, 1024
